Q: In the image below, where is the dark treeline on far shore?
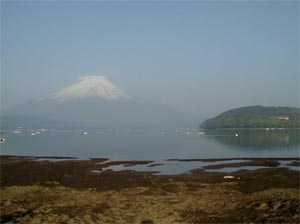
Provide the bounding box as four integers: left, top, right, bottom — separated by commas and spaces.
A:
200, 106, 300, 129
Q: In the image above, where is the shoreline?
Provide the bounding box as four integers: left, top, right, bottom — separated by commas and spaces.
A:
1, 154, 299, 175
1, 155, 299, 223
201, 128, 300, 130
1, 154, 299, 173
2, 154, 300, 161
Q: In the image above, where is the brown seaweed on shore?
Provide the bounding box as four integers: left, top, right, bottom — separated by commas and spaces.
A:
1, 155, 299, 223
203, 160, 280, 170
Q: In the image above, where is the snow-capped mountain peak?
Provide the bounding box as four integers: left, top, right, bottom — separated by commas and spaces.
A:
45, 76, 129, 102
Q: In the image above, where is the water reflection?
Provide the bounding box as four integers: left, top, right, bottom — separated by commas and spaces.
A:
205, 130, 300, 150
1, 128, 299, 159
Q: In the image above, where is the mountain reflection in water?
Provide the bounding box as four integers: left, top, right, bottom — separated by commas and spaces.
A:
205, 129, 300, 150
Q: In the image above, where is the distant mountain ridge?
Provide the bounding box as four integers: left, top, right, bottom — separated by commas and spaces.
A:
2, 76, 187, 128
39, 76, 130, 102
200, 106, 300, 129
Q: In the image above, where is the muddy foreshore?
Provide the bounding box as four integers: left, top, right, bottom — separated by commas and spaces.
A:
1, 155, 299, 223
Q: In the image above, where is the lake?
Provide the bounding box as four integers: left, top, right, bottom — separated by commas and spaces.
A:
1, 128, 299, 174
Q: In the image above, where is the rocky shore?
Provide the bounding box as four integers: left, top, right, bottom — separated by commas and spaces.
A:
1, 155, 299, 223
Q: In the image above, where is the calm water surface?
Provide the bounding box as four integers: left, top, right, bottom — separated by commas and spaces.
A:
1, 129, 299, 160
1, 129, 299, 174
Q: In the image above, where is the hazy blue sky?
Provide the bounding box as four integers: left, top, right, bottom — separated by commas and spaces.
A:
1, 1, 299, 120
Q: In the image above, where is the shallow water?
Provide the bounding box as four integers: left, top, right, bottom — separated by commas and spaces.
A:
96, 159, 299, 175
1, 128, 299, 174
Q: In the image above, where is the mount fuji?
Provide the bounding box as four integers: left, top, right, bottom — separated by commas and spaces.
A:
40, 76, 130, 102
3, 76, 187, 128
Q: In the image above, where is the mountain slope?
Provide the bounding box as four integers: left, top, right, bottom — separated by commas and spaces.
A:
3, 76, 187, 128
39, 76, 129, 102
200, 106, 300, 129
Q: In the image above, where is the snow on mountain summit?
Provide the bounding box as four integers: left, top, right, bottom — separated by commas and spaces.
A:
46, 76, 129, 102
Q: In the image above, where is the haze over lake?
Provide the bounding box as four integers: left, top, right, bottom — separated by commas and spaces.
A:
1, 1, 299, 166
2, 129, 299, 160
1, 2, 299, 223
2, 1, 299, 122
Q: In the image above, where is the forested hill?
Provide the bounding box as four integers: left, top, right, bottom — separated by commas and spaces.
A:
200, 106, 300, 129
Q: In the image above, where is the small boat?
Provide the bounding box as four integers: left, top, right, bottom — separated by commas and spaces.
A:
31, 133, 36, 136
83, 132, 88, 135
13, 130, 22, 134
198, 131, 205, 135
